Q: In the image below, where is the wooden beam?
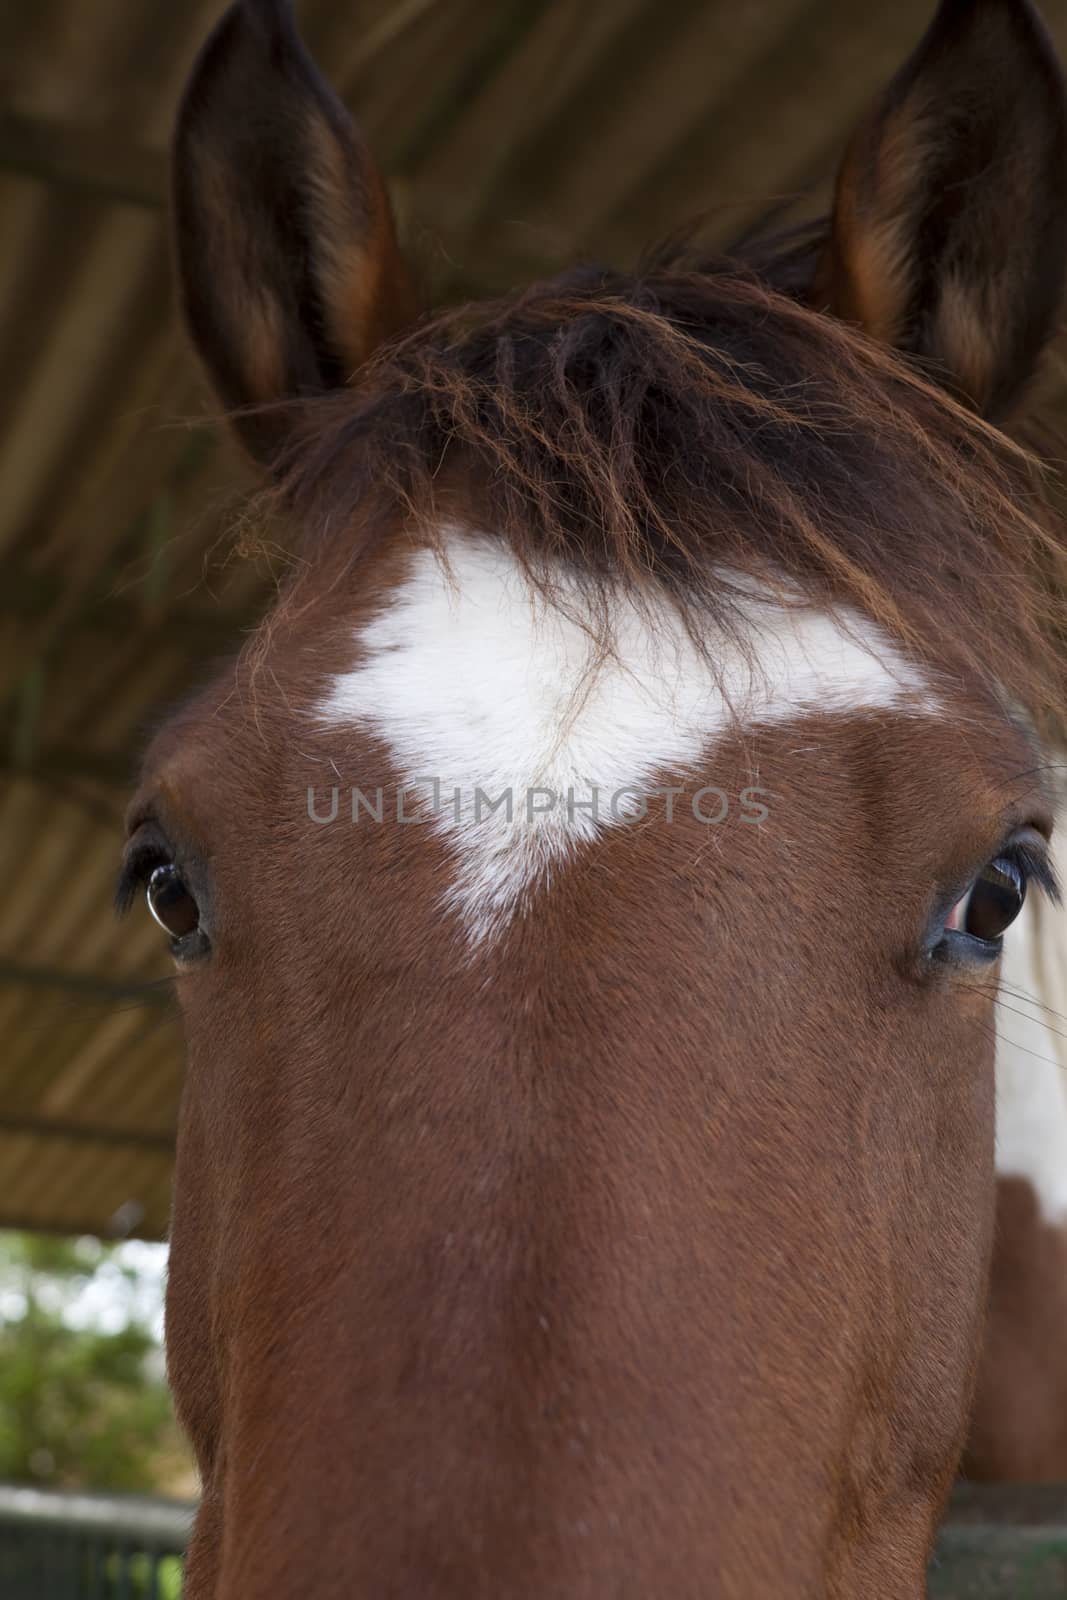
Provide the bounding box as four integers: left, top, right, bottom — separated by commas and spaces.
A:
5, 563, 259, 652
0, 113, 165, 210
0, 1209, 167, 1243
0, 959, 173, 1008
592, 0, 936, 264
0, 1115, 173, 1153
5, 744, 134, 789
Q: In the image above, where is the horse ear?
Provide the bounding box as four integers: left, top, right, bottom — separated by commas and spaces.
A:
172, 0, 417, 464
817, 0, 1067, 419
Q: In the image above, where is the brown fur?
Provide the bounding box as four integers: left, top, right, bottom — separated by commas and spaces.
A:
966, 1177, 1067, 1479
143, 612, 1046, 1600
132, 2, 1067, 1594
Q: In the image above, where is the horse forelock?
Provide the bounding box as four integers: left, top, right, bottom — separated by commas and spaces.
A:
251, 245, 1067, 745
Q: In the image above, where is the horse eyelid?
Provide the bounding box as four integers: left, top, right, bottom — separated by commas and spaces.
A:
114, 826, 172, 916
1005, 834, 1060, 905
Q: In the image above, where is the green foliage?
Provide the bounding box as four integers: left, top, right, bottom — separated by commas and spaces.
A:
112, 1553, 184, 1600
0, 1232, 185, 1492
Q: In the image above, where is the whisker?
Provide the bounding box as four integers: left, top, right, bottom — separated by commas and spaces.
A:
993, 979, 1067, 1031
953, 980, 1067, 1067
961, 1005, 1067, 1073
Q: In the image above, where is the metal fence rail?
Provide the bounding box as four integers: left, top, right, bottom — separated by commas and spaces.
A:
0, 1484, 192, 1599
1, 1479, 1064, 1597
931, 1484, 1067, 1599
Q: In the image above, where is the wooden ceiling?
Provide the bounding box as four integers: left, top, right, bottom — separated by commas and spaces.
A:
5, 0, 1067, 1238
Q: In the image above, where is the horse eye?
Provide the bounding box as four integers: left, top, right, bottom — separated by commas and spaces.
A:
951, 857, 1027, 945
146, 863, 200, 940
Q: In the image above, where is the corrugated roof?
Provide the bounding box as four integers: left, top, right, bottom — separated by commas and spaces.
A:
5, 0, 1067, 1239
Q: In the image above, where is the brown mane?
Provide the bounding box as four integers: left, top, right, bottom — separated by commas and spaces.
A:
264, 239, 1067, 729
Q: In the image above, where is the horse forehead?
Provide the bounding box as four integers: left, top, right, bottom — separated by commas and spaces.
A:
311, 533, 942, 942
316, 532, 937, 756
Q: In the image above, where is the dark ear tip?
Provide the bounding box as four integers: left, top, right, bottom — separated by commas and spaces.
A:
175, 0, 333, 146
934, 0, 1046, 20
184, 0, 301, 81
239, 0, 301, 47
931, 0, 1062, 56
904, 0, 1067, 133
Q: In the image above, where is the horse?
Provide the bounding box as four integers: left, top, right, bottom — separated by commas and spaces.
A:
122, 0, 1067, 1592
965, 888, 1067, 1479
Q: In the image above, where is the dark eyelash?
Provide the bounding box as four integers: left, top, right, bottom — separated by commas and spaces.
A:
1004, 837, 1060, 905
114, 841, 169, 916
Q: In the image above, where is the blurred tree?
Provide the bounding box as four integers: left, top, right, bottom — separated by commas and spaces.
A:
0, 1231, 186, 1492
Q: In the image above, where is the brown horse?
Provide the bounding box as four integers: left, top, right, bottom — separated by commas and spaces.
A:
965, 888, 1067, 1479
124, 0, 1067, 1593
